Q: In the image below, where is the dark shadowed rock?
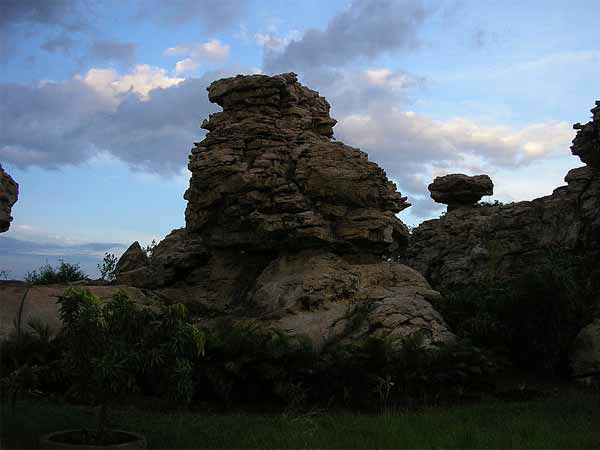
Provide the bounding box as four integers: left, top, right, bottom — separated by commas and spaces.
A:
428, 174, 493, 210
115, 241, 150, 275
571, 101, 600, 168
0, 164, 19, 233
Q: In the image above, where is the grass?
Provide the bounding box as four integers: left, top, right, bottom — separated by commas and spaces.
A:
2, 388, 600, 449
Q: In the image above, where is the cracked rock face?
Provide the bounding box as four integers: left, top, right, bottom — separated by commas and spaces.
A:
428, 174, 493, 210
184, 73, 410, 253
407, 104, 600, 291
0, 164, 18, 233
571, 101, 600, 168
115, 73, 454, 350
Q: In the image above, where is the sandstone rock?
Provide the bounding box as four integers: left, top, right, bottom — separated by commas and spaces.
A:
571, 319, 600, 381
428, 174, 493, 210
407, 165, 600, 289
0, 163, 19, 233
185, 73, 410, 254
0, 283, 151, 340
250, 251, 454, 349
571, 101, 600, 168
87, 73, 455, 352
115, 241, 149, 273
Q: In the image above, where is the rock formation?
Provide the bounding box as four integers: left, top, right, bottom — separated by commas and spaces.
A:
571, 101, 600, 168
428, 174, 493, 210
406, 102, 600, 291
185, 73, 410, 253
0, 163, 19, 233
116, 73, 454, 350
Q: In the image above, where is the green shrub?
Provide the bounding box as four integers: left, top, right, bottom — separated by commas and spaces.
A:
25, 260, 88, 285
97, 253, 118, 282
55, 288, 205, 442
436, 250, 599, 376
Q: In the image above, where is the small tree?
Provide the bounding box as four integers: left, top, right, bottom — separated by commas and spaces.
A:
57, 288, 205, 444
97, 253, 118, 282
144, 240, 157, 259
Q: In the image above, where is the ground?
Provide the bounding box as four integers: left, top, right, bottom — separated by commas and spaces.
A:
3, 388, 599, 449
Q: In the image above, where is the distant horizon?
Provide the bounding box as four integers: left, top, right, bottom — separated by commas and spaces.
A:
1, 0, 598, 277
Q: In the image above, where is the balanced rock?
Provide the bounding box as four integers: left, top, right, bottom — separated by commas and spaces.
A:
407, 103, 600, 290
185, 73, 410, 253
115, 241, 150, 285
0, 163, 19, 233
571, 101, 600, 168
429, 174, 493, 210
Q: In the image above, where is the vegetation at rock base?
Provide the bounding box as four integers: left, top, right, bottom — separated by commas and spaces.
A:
434, 251, 600, 377
98, 252, 118, 282
24, 260, 88, 285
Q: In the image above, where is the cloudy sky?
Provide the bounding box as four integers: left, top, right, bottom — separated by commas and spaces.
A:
1, 0, 598, 277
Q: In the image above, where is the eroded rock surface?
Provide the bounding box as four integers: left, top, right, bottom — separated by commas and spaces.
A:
114, 73, 453, 350
185, 73, 410, 253
406, 103, 600, 291
572, 101, 600, 168
0, 164, 19, 233
429, 174, 493, 210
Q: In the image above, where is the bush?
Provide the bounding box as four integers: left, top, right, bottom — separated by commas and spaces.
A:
436, 251, 599, 376
56, 288, 205, 441
25, 260, 88, 285
98, 253, 118, 282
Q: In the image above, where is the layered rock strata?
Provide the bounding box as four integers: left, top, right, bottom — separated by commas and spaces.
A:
0, 163, 19, 233
184, 73, 410, 253
406, 103, 600, 291
116, 73, 454, 349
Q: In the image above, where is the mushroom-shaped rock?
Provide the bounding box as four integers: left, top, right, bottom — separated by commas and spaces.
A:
429, 174, 493, 210
0, 164, 19, 233
571, 101, 600, 169
185, 72, 410, 253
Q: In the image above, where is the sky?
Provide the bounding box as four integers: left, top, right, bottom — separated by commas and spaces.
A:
1, 0, 598, 278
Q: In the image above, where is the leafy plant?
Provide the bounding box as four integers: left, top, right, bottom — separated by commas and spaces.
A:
25, 260, 88, 285
97, 253, 118, 282
144, 240, 158, 259
56, 288, 205, 444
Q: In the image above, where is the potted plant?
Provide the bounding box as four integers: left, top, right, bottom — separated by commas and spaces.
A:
39, 288, 205, 449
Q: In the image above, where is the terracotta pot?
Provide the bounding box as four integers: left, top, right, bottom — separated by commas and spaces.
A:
39, 429, 147, 449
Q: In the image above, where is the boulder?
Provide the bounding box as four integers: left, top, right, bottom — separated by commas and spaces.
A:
428, 174, 493, 210
0, 164, 19, 233
116, 241, 149, 272
571, 319, 600, 381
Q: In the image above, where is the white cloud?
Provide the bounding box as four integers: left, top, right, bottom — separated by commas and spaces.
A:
335, 108, 575, 217
166, 39, 230, 74
163, 46, 189, 56
175, 58, 199, 74
77, 64, 184, 107
255, 30, 301, 50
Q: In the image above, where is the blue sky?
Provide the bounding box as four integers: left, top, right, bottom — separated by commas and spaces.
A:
1, 0, 598, 278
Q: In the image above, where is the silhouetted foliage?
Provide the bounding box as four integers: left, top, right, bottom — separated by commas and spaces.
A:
25, 260, 88, 285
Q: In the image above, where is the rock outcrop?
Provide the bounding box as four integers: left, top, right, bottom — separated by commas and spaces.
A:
116, 73, 454, 350
428, 174, 493, 210
572, 101, 600, 168
184, 73, 410, 254
0, 164, 18, 233
406, 102, 600, 291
